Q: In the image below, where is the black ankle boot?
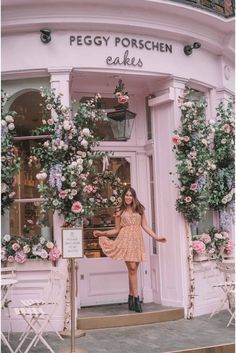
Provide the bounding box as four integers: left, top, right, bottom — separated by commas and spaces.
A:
128, 295, 134, 310
134, 296, 142, 313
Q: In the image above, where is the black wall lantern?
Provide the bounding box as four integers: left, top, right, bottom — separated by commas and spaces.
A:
107, 108, 136, 141
107, 79, 136, 141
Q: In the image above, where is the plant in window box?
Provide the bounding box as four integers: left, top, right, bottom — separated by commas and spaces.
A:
30, 88, 123, 227
1, 233, 61, 265
192, 227, 234, 261
1, 90, 20, 214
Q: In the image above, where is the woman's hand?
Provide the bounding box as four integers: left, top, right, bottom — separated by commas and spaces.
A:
156, 236, 167, 243
93, 230, 104, 238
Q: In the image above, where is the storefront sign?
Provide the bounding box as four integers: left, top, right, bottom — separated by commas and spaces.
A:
69, 34, 173, 68
62, 227, 83, 258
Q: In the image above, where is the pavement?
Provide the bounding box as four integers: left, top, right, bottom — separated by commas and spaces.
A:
1, 310, 235, 353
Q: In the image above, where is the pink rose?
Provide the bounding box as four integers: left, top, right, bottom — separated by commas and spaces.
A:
47, 119, 54, 125
49, 247, 61, 261
12, 243, 20, 251
185, 196, 192, 203
200, 233, 211, 244
183, 136, 190, 142
15, 251, 27, 264
59, 190, 67, 199
71, 201, 83, 214
190, 183, 198, 191
223, 124, 231, 133
192, 240, 206, 255
7, 255, 14, 263
118, 95, 129, 104
172, 135, 182, 145
9, 192, 16, 198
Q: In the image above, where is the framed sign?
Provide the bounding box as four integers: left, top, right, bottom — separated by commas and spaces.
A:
62, 227, 83, 258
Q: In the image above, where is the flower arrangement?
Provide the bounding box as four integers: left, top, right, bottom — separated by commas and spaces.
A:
114, 79, 129, 108
192, 227, 234, 260
1, 233, 61, 265
30, 88, 124, 226
208, 100, 235, 211
171, 87, 214, 223
1, 90, 20, 214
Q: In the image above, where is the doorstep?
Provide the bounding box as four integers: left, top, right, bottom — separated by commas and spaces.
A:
77, 302, 184, 330
161, 343, 235, 353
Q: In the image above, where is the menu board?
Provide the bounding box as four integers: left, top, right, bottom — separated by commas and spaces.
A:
62, 228, 83, 258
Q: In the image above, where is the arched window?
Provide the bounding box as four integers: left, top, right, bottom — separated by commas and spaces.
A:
9, 91, 53, 239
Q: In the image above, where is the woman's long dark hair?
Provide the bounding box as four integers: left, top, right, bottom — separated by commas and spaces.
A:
118, 187, 145, 215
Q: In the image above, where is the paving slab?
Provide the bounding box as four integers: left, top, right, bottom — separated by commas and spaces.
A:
1, 311, 234, 353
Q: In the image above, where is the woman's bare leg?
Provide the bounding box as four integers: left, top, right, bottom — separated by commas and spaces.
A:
125, 261, 139, 297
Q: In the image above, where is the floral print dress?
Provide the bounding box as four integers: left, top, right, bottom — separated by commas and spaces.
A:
99, 211, 145, 262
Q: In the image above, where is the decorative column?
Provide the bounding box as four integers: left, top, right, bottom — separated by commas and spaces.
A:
148, 78, 190, 316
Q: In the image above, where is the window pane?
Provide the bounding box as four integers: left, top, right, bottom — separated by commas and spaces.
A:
14, 140, 41, 199
10, 91, 44, 136
9, 201, 53, 239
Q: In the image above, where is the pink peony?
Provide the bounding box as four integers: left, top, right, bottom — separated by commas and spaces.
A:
15, 251, 27, 264
48, 247, 61, 261
192, 240, 206, 255
225, 240, 234, 255
71, 201, 83, 214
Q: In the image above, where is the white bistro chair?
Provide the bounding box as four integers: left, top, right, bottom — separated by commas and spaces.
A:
1, 267, 16, 341
210, 259, 235, 326
19, 267, 65, 341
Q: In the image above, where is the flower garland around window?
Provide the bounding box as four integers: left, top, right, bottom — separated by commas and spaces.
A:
171, 87, 214, 223
1, 90, 20, 214
30, 88, 124, 226
1, 233, 61, 265
208, 100, 235, 212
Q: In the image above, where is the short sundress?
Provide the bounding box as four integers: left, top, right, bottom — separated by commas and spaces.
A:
99, 211, 145, 262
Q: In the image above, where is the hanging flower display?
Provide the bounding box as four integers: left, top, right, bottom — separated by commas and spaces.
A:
30, 88, 124, 226
1, 90, 20, 214
171, 87, 214, 223
114, 79, 129, 108
208, 100, 235, 211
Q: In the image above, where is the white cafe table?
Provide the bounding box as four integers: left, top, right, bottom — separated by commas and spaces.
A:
1, 277, 18, 353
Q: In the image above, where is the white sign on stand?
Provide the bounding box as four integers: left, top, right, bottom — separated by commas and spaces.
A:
62, 228, 83, 259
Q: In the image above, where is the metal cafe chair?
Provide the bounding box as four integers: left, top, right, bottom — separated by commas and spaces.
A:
1, 267, 16, 341
19, 267, 65, 342
210, 259, 235, 325
14, 307, 55, 353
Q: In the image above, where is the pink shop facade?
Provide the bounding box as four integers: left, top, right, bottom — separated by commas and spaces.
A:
1, 0, 235, 331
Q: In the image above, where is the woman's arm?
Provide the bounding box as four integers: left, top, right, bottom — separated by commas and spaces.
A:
93, 214, 121, 238
141, 212, 167, 243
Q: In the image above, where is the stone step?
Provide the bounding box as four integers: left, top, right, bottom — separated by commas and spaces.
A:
161, 343, 235, 353
77, 302, 184, 330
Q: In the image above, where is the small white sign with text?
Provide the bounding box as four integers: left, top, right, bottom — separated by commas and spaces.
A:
62, 228, 83, 258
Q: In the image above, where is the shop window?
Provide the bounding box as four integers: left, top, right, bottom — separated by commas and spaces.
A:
83, 157, 130, 258
9, 91, 53, 238
191, 210, 214, 236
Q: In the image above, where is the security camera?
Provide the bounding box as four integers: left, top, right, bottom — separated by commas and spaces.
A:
40, 29, 51, 44
193, 42, 201, 49
183, 42, 201, 56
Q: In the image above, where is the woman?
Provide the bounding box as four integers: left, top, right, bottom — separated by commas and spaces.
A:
93, 187, 167, 313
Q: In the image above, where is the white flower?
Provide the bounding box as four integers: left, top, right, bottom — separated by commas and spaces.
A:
40, 237, 46, 244
71, 181, 76, 188
82, 128, 91, 137
81, 139, 88, 148
71, 189, 77, 196
8, 123, 15, 130
1, 120, 7, 127
214, 233, 223, 239
63, 121, 71, 130
1, 183, 8, 193
40, 249, 48, 259
5, 115, 14, 123
52, 200, 59, 206
3, 234, 11, 242
46, 242, 54, 249
36, 172, 47, 181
